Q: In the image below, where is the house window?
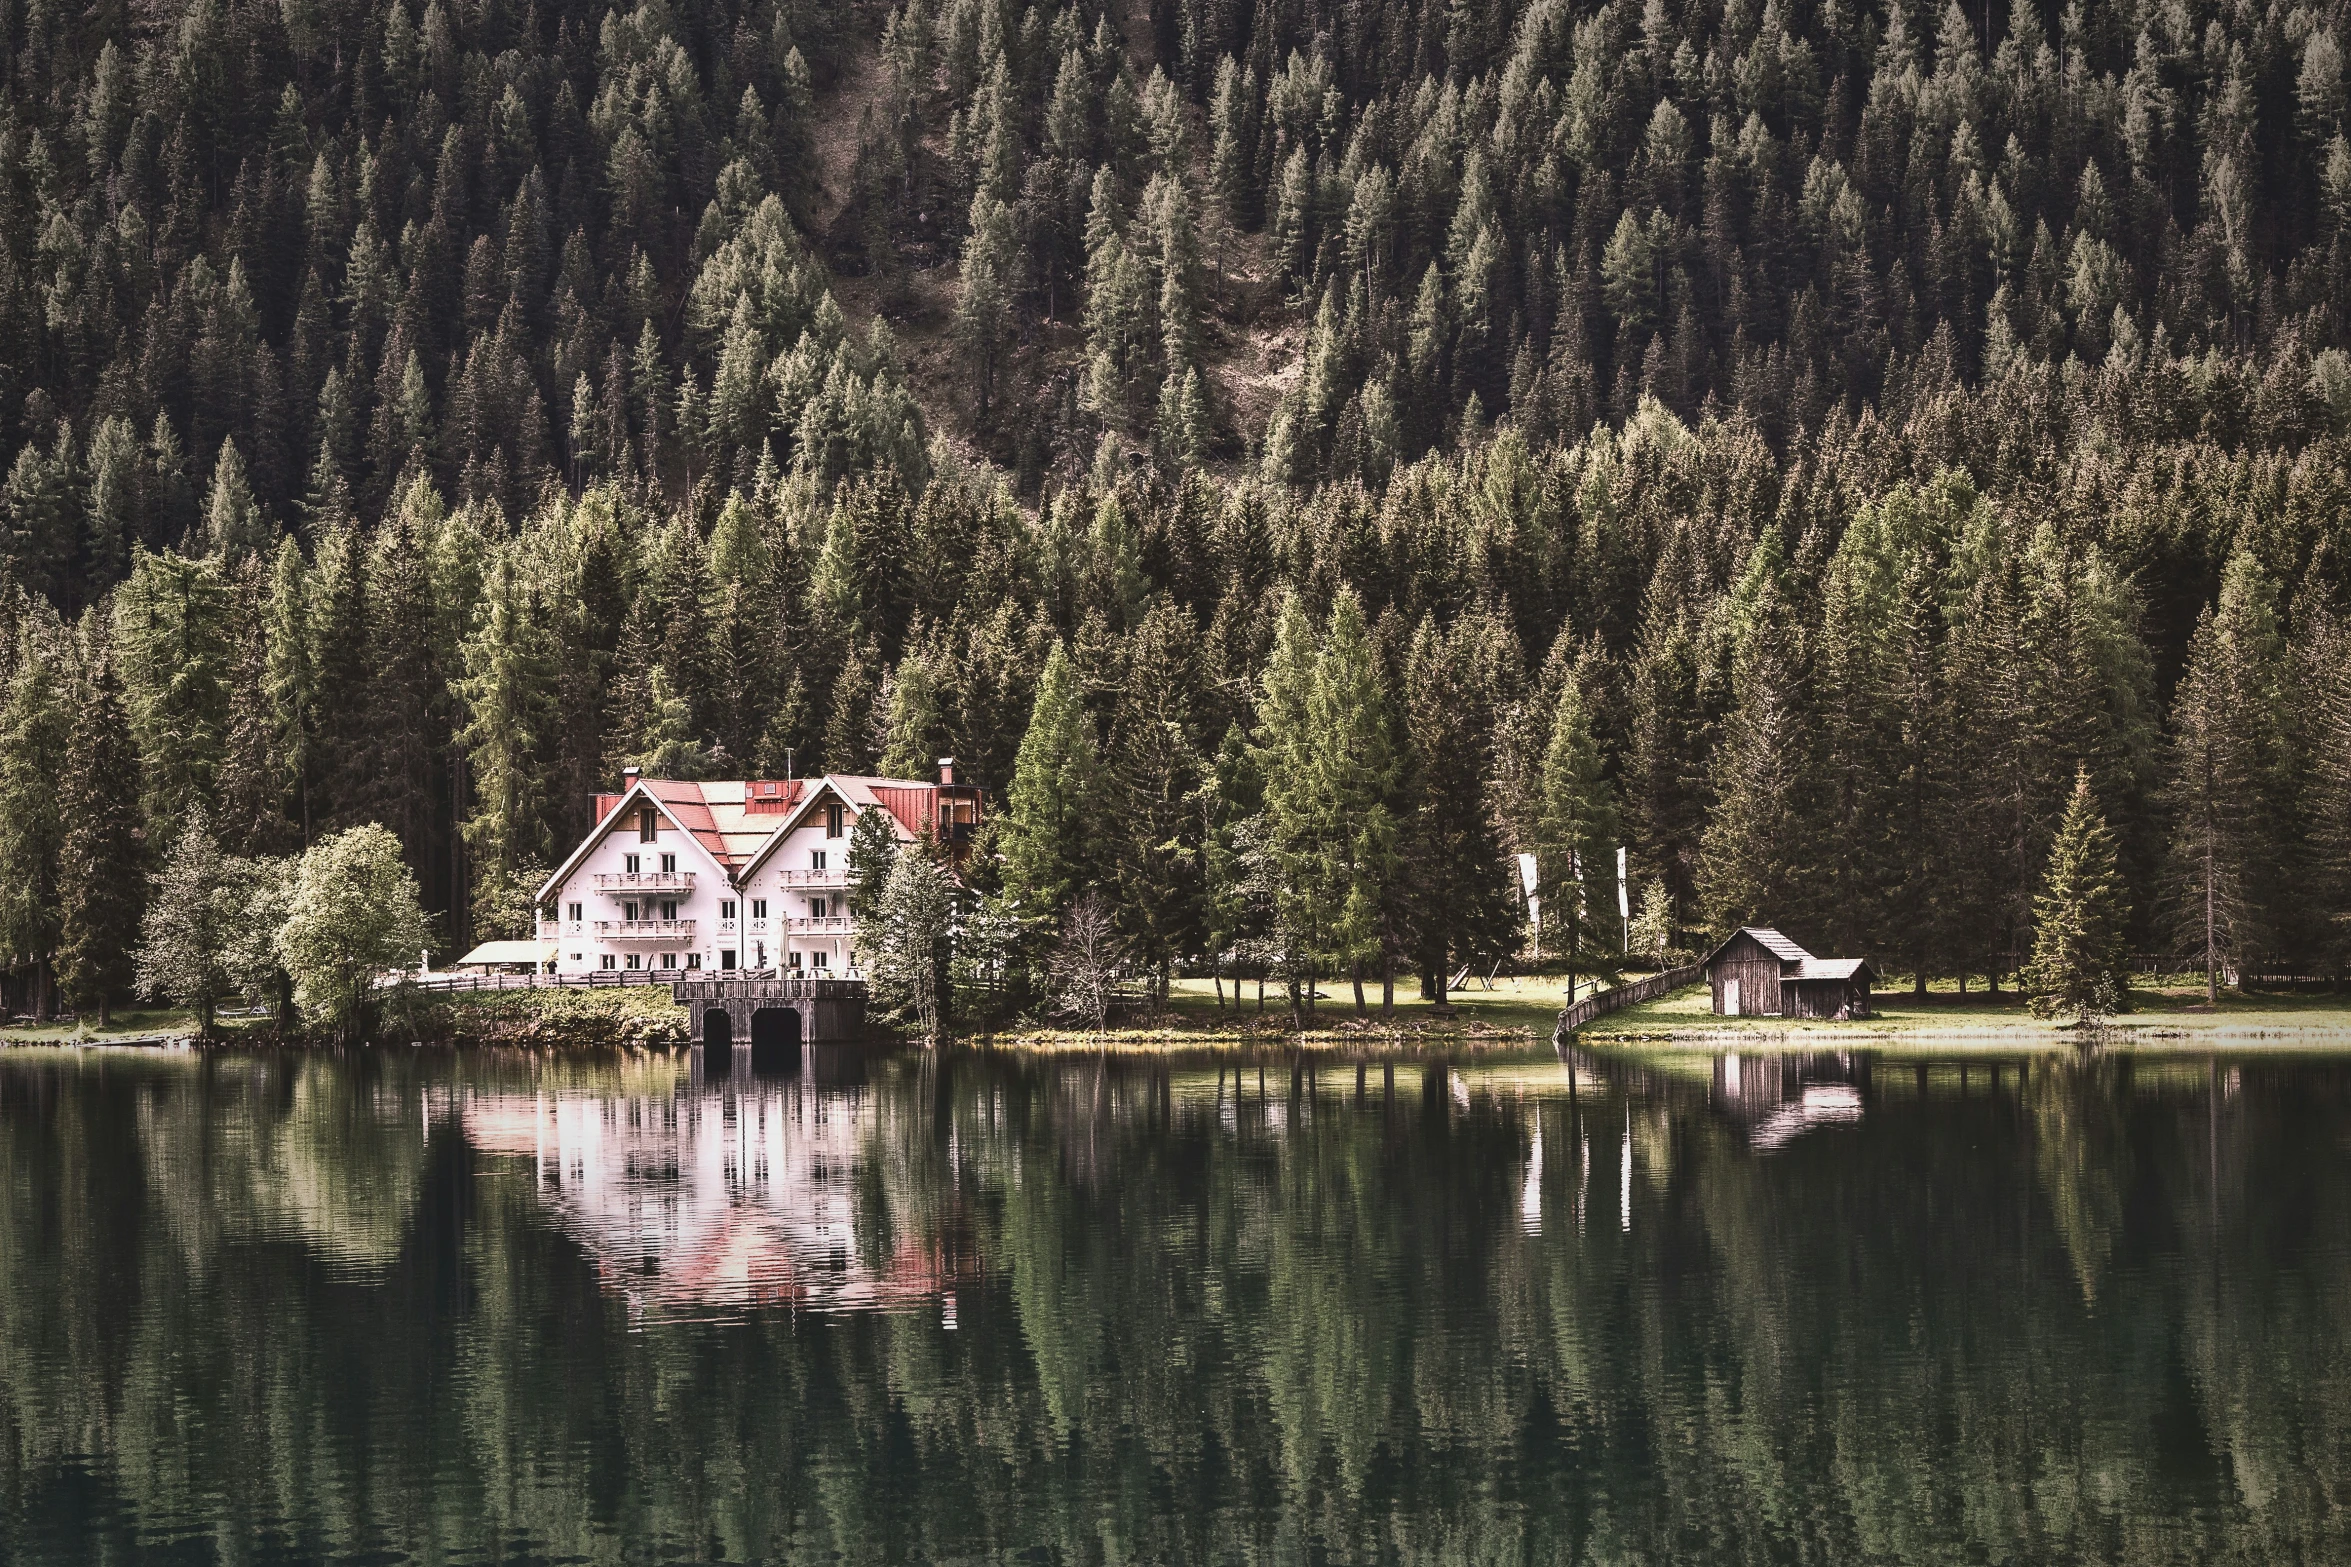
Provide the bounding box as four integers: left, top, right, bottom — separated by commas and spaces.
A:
685, 953, 701, 970
567, 902, 582, 922
660, 953, 677, 969
754, 942, 765, 968
720, 950, 736, 970
811, 850, 827, 870
825, 803, 844, 837
660, 900, 677, 920
639, 806, 658, 842
751, 899, 767, 919
660, 853, 676, 873
600, 954, 616, 970
720, 900, 736, 920
624, 853, 640, 873
811, 897, 828, 919
811, 950, 829, 970
786, 950, 803, 968
623, 901, 639, 922
625, 953, 641, 970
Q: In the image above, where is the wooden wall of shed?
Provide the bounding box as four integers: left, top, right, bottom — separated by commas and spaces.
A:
1709, 951, 1787, 1016
1784, 979, 1872, 1020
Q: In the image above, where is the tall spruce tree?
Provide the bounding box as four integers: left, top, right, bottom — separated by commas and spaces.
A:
1000, 640, 1104, 934
1401, 614, 1520, 1003
2159, 551, 2290, 1000
1536, 657, 1620, 969
56, 649, 146, 1024
2023, 765, 2131, 1020
0, 627, 72, 1017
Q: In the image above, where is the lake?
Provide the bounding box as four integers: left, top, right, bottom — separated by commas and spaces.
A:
2, 1040, 2347, 1563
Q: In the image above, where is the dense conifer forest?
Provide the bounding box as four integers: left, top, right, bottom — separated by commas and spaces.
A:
1, 0, 2349, 1014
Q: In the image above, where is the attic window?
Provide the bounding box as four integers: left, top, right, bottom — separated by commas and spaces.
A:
639, 807, 658, 842
760, 781, 778, 796
825, 803, 845, 838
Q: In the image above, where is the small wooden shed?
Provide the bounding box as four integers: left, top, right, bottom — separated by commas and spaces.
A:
1701, 928, 1875, 1020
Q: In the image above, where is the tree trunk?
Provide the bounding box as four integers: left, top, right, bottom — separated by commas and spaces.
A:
1351, 960, 1365, 1014
1381, 958, 1393, 1014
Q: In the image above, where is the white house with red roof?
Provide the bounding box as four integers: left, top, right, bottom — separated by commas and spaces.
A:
533, 761, 982, 979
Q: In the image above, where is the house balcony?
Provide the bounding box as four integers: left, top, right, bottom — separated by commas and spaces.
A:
772, 867, 848, 888
594, 919, 697, 941
594, 870, 695, 894
786, 915, 853, 936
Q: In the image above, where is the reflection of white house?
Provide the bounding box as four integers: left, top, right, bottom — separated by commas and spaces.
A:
533, 763, 982, 978
463, 1082, 971, 1316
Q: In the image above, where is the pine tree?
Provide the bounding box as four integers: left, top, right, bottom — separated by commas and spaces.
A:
1700, 545, 1812, 936
112, 549, 234, 845
1001, 640, 1104, 932
1536, 657, 1620, 967
865, 841, 956, 1038
956, 190, 1016, 420
2023, 765, 2131, 1020
457, 551, 559, 937
2159, 550, 2289, 1000
203, 437, 271, 560
0, 627, 72, 1018
1105, 597, 1206, 1000
56, 650, 145, 1024
846, 801, 902, 950
1401, 614, 1521, 1004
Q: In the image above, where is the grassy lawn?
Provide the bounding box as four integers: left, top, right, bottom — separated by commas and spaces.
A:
1587, 976, 2351, 1046
989, 974, 1597, 1052
0, 1006, 265, 1045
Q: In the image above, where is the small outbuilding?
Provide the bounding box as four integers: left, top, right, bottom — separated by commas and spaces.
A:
1701, 928, 1875, 1020
453, 939, 558, 975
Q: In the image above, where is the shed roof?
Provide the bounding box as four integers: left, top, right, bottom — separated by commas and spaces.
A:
1701, 926, 1815, 970
456, 940, 556, 967
1794, 957, 1875, 982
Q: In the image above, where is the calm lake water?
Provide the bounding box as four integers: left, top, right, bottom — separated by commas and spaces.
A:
2, 1041, 2348, 1564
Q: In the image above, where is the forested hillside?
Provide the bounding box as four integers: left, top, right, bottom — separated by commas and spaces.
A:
1, 0, 2349, 1012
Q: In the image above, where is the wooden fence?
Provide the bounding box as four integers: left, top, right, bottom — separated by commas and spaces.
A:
1553, 964, 1702, 1039
402, 969, 679, 995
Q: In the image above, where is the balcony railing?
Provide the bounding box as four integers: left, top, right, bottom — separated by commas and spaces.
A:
786, 915, 853, 936
594, 919, 697, 940
772, 867, 847, 887
594, 871, 695, 893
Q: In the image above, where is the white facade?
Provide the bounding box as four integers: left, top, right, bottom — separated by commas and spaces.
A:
534, 769, 980, 979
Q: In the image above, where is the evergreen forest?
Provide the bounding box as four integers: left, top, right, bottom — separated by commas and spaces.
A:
3, 0, 2351, 1013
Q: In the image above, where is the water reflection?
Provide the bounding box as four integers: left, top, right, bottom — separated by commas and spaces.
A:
0, 1042, 2346, 1563
462, 1072, 973, 1320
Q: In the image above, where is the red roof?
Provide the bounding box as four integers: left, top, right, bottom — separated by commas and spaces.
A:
743, 779, 806, 814
865, 785, 934, 840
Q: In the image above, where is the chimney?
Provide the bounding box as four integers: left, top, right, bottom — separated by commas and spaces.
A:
622, 765, 641, 790
937, 756, 955, 786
